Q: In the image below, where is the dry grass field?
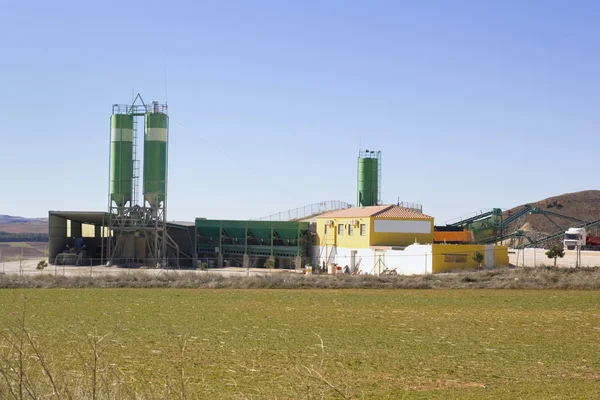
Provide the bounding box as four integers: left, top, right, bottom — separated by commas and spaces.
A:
0, 286, 598, 399
0, 242, 47, 260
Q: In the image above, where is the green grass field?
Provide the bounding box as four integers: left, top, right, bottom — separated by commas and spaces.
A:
0, 289, 599, 399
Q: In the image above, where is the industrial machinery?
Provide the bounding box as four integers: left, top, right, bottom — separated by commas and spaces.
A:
563, 227, 600, 250
357, 150, 381, 207
433, 226, 474, 244
106, 94, 178, 267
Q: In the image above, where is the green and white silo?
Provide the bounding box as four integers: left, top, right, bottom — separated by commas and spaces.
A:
143, 111, 168, 207
357, 150, 381, 207
109, 114, 134, 207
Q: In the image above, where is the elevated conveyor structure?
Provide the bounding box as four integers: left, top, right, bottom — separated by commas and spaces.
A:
447, 205, 590, 246
516, 217, 600, 249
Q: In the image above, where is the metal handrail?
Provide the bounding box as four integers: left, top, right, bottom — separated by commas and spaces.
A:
252, 200, 352, 221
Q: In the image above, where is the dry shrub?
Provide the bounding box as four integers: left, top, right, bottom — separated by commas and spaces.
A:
1, 267, 600, 290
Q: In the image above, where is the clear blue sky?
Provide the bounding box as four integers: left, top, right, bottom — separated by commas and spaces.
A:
1, 0, 598, 223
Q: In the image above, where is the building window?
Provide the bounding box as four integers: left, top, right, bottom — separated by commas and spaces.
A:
324, 225, 328, 234
338, 224, 344, 235
348, 224, 354, 236
360, 224, 366, 236
444, 254, 468, 263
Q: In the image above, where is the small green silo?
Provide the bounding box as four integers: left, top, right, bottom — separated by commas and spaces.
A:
357, 150, 380, 207
109, 114, 134, 207
143, 111, 168, 207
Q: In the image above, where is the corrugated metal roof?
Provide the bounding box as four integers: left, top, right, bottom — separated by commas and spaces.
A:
317, 205, 432, 220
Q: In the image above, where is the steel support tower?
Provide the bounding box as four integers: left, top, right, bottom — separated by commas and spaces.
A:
106, 94, 174, 267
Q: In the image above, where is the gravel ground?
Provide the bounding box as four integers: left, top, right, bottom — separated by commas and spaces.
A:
509, 248, 600, 267
2, 248, 597, 277
0, 259, 291, 278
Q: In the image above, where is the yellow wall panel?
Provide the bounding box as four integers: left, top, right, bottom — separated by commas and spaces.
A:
316, 217, 370, 249
432, 244, 510, 273
432, 244, 485, 273
495, 246, 509, 267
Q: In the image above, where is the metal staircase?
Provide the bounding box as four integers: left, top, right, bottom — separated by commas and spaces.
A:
132, 118, 140, 207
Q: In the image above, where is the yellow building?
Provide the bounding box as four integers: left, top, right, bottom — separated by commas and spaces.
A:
317, 204, 434, 249
313, 204, 509, 275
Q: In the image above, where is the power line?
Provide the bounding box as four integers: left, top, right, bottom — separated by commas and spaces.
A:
171, 119, 265, 180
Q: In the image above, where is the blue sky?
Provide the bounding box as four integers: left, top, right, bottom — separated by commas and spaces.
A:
0, 0, 598, 223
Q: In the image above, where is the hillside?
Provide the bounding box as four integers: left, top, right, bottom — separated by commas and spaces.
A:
502, 190, 600, 246
0, 215, 48, 235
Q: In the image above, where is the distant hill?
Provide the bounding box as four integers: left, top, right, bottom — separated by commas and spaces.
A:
502, 190, 600, 246
0, 215, 48, 235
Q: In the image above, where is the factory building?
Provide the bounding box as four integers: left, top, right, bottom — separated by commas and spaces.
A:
194, 219, 311, 269
46, 98, 509, 274
310, 150, 509, 275
313, 204, 508, 275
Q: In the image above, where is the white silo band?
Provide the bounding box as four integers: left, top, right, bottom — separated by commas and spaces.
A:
145, 128, 167, 142
111, 128, 134, 142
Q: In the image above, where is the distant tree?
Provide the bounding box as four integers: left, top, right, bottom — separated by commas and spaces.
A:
546, 246, 565, 267
36, 260, 48, 270
472, 251, 484, 270
264, 258, 275, 269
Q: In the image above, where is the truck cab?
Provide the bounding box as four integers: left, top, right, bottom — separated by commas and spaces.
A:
564, 227, 586, 250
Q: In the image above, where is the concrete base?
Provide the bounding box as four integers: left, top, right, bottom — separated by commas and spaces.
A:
295, 255, 303, 271
218, 253, 224, 268
243, 254, 250, 268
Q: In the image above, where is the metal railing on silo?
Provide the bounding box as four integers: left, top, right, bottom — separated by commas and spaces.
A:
252, 200, 353, 221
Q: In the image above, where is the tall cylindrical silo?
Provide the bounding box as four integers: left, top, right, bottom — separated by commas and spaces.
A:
110, 114, 134, 207
143, 111, 168, 207
357, 156, 378, 207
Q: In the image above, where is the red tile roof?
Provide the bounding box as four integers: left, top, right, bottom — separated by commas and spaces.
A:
318, 205, 432, 220
374, 206, 432, 220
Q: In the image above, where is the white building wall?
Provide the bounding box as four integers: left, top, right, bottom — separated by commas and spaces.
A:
384, 244, 433, 275
484, 245, 495, 268
374, 219, 431, 234
312, 245, 376, 274
312, 244, 433, 275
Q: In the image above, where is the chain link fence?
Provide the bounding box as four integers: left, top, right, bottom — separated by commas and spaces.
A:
0, 254, 319, 278
253, 200, 352, 221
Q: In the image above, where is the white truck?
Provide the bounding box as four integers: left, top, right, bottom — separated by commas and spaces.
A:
563, 227, 600, 250
563, 228, 585, 250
